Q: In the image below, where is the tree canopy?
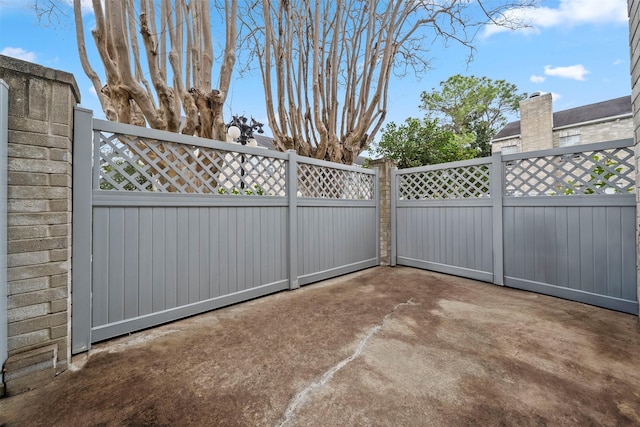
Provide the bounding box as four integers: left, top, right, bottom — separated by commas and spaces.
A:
370, 118, 460, 169
371, 75, 526, 167
420, 74, 527, 157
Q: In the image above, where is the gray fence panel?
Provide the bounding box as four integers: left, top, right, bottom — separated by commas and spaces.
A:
393, 139, 637, 315
0, 80, 8, 380
394, 157, 495, 283
395, 205, 494, 282
503, 201, 637, 314
91, 201, 289, 342
297, 202, 378, 286
72, 118, 379, 349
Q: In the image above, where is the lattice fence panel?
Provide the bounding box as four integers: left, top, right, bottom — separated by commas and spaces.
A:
398, 164, 491, 200
504, 146, 635, 196
297, 163, 374, 199
97, 131, 287, 195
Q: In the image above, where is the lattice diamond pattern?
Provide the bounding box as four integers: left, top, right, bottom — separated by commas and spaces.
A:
504, 147, 635, 196
398, 165, 491, 200
297, 163, 374, 199
98, 132, 287, 195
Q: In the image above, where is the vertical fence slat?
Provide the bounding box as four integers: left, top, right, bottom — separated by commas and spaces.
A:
208, 208, 219, 299
621, 207, 637, 301
138, 208, 153, 315
288, 151, 299, 289
567, 207, 581, 290
390, 168, 397, 266
0, 80, 8, 366
124, 209, 140, 318
108, 208, 125, 323
165, 208, 178, 307
491, 153, 504, 285
606, 207, 623, 298
375, 168, 380, 265
218, 208, 229, 296
92, 208, 109, 326
152, 208, 166, 311
71, 108, 93, 354
198, 208, 209, 300
176, 211, 189, 306
592, 207, 608, 296
555, 207, 569, 288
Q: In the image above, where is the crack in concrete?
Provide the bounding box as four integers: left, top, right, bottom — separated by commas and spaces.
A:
277, 298, 418, 427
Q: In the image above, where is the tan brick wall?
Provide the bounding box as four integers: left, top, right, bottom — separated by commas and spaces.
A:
370, 158, 396, 265
0, 55, 79, 395
520, 93, 554, 152
552, 117, 634, 147
630, 0, 640, 318
492, 116, 633, 155
491, 137, 521, 153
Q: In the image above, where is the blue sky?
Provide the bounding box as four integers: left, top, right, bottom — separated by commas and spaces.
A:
0, 0, 632, 141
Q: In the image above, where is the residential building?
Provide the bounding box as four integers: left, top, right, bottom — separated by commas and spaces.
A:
492, 93, 633, 154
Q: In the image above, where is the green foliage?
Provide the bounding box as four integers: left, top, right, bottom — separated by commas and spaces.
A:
584, 155, 623, 194
370, 75, 526, 168
217, 184, 266, 196
100, 159, 151, 191
420, 75, 527, 158
370, 118, 461, 168
558, 155, 627, 195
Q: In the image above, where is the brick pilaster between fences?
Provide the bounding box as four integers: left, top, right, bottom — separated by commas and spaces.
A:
370, 158, 397, 266
0, 55, 79, 395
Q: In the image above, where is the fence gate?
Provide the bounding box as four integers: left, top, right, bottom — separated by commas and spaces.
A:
392, 139, 638, 315
72, 109, 379, 354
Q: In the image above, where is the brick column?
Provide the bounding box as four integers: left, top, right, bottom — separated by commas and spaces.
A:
630, 0, 640, 318
370, 158, 397, 266
0, 55, 79, 395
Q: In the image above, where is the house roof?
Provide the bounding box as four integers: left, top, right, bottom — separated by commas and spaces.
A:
492, 95, 632, 141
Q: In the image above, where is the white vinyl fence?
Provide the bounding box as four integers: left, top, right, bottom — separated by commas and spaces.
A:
72, 109, 379, 353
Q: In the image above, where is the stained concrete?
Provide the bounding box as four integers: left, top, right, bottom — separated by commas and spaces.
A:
1, 266, 639, 426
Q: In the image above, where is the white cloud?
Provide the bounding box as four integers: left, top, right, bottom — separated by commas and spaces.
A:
89, 86, 98, 97
530, 75, 546, 83
613, 58, 624, 65
544, 64, 590, 81
482, 0, 628, 38
0, 47, 36, 63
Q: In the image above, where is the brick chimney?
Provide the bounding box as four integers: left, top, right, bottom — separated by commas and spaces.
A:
520, 92, 553, 151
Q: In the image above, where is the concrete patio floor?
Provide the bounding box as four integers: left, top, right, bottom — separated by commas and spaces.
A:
1, 266, 640, 426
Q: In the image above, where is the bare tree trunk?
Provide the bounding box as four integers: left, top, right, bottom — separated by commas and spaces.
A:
74, 0, 239, 141
247, 0, 536, 164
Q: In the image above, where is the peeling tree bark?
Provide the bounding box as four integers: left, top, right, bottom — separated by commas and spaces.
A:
248, 0, 536, 164
74, 0, 238, 141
